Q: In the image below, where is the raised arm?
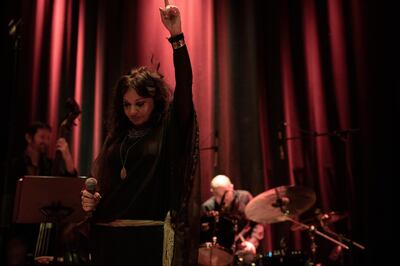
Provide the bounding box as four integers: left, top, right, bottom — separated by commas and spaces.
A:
160, 0, 193, 125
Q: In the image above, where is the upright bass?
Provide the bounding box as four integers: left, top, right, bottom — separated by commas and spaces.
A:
34, 97, 81, 265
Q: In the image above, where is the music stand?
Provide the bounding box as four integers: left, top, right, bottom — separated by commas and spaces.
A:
13, 176, 86, 224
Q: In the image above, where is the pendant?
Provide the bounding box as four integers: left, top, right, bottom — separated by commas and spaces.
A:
120, 167, 127, 180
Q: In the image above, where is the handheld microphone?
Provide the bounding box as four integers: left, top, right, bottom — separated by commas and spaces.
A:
84, 178, 97, 218
85, 177, 97, 194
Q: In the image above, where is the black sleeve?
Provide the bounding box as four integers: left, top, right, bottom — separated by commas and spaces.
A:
172, 41, 194, 126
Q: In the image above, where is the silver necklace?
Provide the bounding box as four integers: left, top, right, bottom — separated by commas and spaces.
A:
119, 130, 149, 180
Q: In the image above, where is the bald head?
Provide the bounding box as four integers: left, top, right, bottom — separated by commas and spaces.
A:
210, 174, 234, 207
211, 175, 232, 189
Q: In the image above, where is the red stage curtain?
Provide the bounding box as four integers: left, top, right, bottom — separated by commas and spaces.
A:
3, 1, 393, 265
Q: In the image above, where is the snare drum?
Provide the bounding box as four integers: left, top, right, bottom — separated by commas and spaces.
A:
198, 242, 234, 266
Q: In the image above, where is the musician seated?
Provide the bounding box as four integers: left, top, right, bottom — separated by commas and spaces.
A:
4, 121, 77, 266
201, 174, 264, 257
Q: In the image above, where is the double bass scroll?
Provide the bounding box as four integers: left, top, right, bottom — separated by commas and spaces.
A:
51, 97, 81, 176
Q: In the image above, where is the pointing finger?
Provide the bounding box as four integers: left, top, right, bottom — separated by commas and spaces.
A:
159, 7, 165, 16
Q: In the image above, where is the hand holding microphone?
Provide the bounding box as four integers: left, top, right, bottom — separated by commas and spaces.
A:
81, 177, 101, 213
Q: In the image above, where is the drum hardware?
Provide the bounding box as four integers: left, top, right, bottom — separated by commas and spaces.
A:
198, 211, 235, 266
279, 213, 350, 266
287, 212, 365, 265
244, 185, 366, 265
241, 185, 317, 265
231, 217, 239, 253
202, 184, 366, 265
290, 210, 348, 232
290, 210, 365, 251
212, 211, 220, 245
199, 211, 256, 265
320, 224, 365, 251
309, 225, 319, 265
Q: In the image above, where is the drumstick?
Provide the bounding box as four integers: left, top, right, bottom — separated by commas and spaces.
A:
235, 232, 246, 243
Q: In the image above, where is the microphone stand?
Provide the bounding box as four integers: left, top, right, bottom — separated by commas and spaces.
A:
199, 130, 219, 172
38, 201, 74, 264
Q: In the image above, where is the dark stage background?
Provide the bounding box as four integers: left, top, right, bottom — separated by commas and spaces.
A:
0, 0, 395, 265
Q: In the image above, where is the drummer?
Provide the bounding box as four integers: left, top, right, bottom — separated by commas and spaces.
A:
201, 174, 264, 255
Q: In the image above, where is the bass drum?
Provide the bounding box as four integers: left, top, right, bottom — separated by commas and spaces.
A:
261, 250, 309, 265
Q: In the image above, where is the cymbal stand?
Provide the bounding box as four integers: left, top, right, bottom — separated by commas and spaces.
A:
320, 224, 365, 250
271, 189, 349, 265
212, 211, 220, 246
308, 225, 318, 265
204, 212, 220, 266
272, 188, 349, 247
288, 218, 349, 249
231, 218, 239, 253
287, 217, 349, 265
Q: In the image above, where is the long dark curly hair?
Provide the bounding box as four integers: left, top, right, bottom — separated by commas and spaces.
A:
107, 66, 172, 138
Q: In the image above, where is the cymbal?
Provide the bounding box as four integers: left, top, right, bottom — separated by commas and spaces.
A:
244, 185, 316, 224
290, 211, 348, 231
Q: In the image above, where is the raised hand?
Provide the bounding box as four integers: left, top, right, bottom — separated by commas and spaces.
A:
56, 137, 75, 174
159, 0, 182, 36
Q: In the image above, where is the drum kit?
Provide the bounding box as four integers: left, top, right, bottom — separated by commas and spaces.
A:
198, 185, 365, 266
